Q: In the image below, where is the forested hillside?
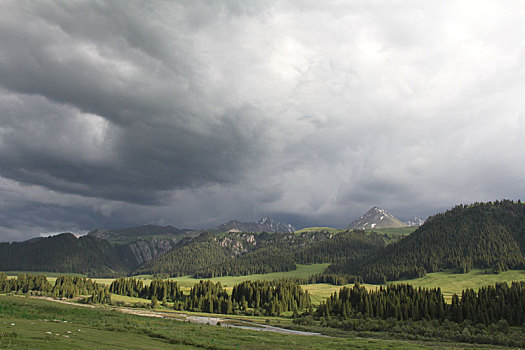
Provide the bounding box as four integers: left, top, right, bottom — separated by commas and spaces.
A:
0, 227, 386, 278
0, 233, 132, 276
137, 230, 386, 277
87, 224, 191, 244
5, 201, 521, 281
133, 234, 231, 276
295, 231, 385, 264
194, 246, 296, 278
329, 200, 525, 283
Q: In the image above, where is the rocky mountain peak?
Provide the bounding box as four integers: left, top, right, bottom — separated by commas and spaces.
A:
404, 217, 426, 226
216, 217, 295, 233
347, 207, 407, 230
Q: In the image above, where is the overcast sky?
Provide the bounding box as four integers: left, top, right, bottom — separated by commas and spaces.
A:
1, 1, 525, 241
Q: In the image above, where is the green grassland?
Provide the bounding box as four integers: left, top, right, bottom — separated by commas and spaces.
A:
6, 265, 525, 306
109, 294, 151, 305
302, 283, 379, 304
111, 267, 525, 306
394, 268, 525, 301
3, 267, 525, 349
0, 295, 444, 349
303, 269, 525, 304
294, 227, 343, 234
133, 263, 331, 290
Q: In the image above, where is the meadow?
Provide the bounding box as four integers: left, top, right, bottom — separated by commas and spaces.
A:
393, 268, 525, 301
294, 227, 343, 234
95, 263, 331, 291
3, 266, 525, 349
0, 295, 449, 350
6, 265, 525, 305
303, 269, 525, 303
110, 268, 525, 305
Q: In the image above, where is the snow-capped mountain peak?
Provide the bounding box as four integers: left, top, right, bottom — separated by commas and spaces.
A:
347, 207, 407, 230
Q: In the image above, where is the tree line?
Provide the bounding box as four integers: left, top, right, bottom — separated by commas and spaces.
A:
276, 273, 361, 286
0, 233, 132, 277
110, 277, 312, 316
109, 277, 182, 302
313, 282, 525, 326
0, 273, 110, 304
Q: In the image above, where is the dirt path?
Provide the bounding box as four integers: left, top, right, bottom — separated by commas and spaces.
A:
30, 296, 96, 308
183, 315, 323, 336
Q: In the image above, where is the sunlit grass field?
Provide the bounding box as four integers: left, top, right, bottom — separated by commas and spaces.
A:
393, 268, 525, 301
167, 263, 330, 289
294, 227, 343, 234
306, 269, 525, 304
0, 295, 439, 349
5, 265, 525, 305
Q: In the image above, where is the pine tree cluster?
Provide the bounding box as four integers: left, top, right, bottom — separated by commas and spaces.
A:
0, 273, 111, 303
315, 282, 525, 326
109, 277, 182, 302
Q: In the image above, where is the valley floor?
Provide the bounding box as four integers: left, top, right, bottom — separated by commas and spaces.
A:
4, 266, 525, 304
0, 295, 512, 349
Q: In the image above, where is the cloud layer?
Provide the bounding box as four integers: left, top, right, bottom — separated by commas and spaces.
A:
1, 1, 525, 241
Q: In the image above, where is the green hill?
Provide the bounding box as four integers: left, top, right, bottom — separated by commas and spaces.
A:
87, 224, 197, 245
295, 231, 385, 264
328, 200, 525, 283
133, 233, 231, 276
137, 230, 387, 278
0, 233, 133, 277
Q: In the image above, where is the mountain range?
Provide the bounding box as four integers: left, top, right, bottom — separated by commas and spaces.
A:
214, 217, 295, 233
1, 201, 524, 282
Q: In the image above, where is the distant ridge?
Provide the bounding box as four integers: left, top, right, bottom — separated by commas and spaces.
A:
0, 233, 131, 276
347, 207, 407, 230
403, 217, 426, 226
215, 217, 295, 233
87, 224, 195, 244
86, 224, 199, 266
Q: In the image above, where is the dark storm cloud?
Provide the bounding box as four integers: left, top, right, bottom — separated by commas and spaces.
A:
1, 1, 525, 240
0, 1, 267, 204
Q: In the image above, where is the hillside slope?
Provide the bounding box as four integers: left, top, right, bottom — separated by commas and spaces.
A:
87, 224, 196, 244
137, 230, 387, 278
330, 200, 525, 283
0, 233, 132, 276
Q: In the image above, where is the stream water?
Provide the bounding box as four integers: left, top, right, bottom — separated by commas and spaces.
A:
186, 315, 322, 336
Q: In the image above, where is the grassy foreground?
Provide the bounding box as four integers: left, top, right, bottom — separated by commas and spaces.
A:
0, 295, 445, 350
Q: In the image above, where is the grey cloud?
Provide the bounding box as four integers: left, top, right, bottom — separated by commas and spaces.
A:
1, 1, 525, 240
0, 1, 271, 204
